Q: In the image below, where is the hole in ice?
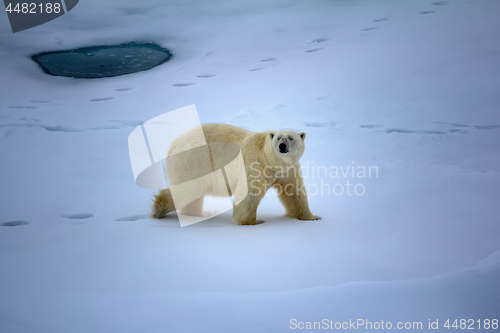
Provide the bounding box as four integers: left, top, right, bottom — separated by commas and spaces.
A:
31, 42, 172, 79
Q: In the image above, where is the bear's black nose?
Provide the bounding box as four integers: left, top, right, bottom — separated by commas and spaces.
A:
279, 143, 289, 154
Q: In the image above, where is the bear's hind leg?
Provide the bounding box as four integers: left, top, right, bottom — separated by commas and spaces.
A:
180, 197, 205, 217
152, 189, 176, 218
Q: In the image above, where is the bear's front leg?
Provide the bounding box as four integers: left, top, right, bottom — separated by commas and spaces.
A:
275, 177, 321, 221
233, 192, 265, 225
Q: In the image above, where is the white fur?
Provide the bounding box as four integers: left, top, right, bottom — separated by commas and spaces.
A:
152, 124, 320, 225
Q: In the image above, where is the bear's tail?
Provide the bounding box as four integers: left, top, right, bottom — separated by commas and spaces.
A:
151, 188, 176, 218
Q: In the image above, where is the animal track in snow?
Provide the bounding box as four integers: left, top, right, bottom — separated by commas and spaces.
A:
87, 125, 122, 130
90, 97, 114, 102
432, 1, 449, 5
438, 122, 500, 130
109, 119, 144, 127
30, 100, 51, 104
115, 214, 150, 221
8, 106, 37, 109
41, 125, 81, 132
448, 129, 467, 134
311, 38, 329, 43
446, 123, 471, 128
248, 68, 265, 72
304, 121, 333, 128
374, 18, 389, 22
385, 128, 447, 135
87, 119, 144, 131
17, 117, 40, 122
115, 87, 134, 91
0, 118, 81, 132
419, 10, 436, 14
304, 48, 323, 53
62, 213, 94, 220
0, 120, 39, 129
197, 74, 215, 78
1, 220, 29, 227
474, 125, 500, 130
261, 58, 277, 62
361, 122, 500, 135
361, 27, 379, 32
172, 83, 195, 87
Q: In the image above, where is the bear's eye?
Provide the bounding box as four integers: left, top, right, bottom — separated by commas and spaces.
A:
277, 137, 282, 140
289, 136, 293, 140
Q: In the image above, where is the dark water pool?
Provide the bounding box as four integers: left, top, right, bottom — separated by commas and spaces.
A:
32, 42, 172, 79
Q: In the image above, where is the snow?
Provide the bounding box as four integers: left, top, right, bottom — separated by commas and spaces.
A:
1, 0, 500, 331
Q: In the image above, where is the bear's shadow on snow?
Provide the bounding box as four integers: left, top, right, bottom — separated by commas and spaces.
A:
148, 213, 221, 228
187, 214, 312, 228
151, 213, 301, 228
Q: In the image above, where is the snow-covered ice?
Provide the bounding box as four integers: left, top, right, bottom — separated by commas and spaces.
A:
1, 0, 499, 332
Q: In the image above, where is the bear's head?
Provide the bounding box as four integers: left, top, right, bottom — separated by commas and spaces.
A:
269, 130, 306, 164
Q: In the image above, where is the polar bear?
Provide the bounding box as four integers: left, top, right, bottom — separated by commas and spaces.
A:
152, 123, 320, 225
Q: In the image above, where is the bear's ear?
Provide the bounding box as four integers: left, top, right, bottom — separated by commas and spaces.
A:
300, 132, 306, 140
269, 132, 275, 139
